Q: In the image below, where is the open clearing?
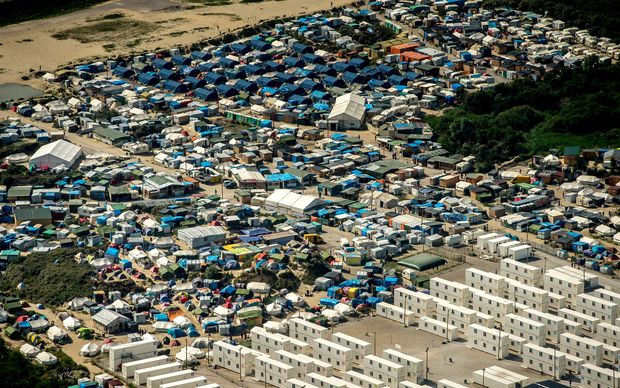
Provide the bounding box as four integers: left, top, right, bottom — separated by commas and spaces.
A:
52, 17, 157, 44
0, 0, 354, 85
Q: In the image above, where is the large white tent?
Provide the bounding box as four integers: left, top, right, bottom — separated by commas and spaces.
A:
29, 140, 83, 168
328, 93, 366, 129
264, 189, 325, 217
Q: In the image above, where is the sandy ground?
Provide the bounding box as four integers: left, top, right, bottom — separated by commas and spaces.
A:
0, 0, 354, 85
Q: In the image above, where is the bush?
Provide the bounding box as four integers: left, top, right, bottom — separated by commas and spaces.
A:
0, 248, 97, 306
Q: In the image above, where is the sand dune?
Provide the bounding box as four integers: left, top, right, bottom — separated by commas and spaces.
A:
0, 0, 354, 85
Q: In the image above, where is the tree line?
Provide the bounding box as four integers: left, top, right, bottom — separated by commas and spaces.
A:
426, 59, 620, 171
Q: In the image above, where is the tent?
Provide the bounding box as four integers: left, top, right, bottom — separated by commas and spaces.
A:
46, 326, 68, 342
35, 351, 58, 365
284, 292, 305, 307
247, 282, 271, 294
191, 337, 212, 349
167, 327, 186, 338
172, 316, 192, 329
62, 316, 81, 331
20, 343, 40, 358
266, 302, 284, 316
175, 350, 198, 365
79, 342, 100, 357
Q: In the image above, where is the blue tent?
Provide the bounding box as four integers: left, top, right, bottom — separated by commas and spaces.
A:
243, 64, 265, 76
205, 72, 226, 85
283, 57, 304, 68
171, 55, 191, 66
185, 77, 206, 89
323, 76, 346, 88
152, 58, 173, 70
138, 73, 159, 86
231, 43, 250, 55
179, 66, 200, 77
235, 79, 258, 93
333, 62, 355, 73
275, 72, 297, 83
197, 62, 218, 72
162, 80, 189, 93
299, 79, 322, 92
159, 69, 180, 81
190, 51, 212, 61
218, 57, 239, 68
113, 66, 134, 78
167, 327, 186, 338
349, 57, 368, 69
342, 71, 365, 84
257, 76, 279, 88
314, 64, 337, 76
302, 53, 324, 64
215, 84, 238, 97
249, 39, 271, 51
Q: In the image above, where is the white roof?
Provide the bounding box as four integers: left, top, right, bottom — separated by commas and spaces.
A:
29, 139, 82, 164
328, 93, 366, 121
265, 189, 324, 212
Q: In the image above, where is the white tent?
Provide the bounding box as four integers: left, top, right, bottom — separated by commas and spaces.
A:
614, 232, 620, 244
263, 320, 288, 334
175, 350, 198, 365
177, 346, 205, 359
62, 316, 81, 331
172, 316, 192, 329
213, 305, 234, 318
247, 282, 271, 294
322, 309, 341, 322
328, 93, 366, 129
284, 292, 305, 307
46, 326, 67, 342
334, 303, 354, 316
542, 154, 561, 166
595, 224, 615, 237
20, 343, 41, 358
191, 337, 212, 349
576, 175, 600, 186
29, 140, 83, 168
36, 351, 58, 365
79, 342, 100, 357
153, 321, 176, 332
266, 302, 284, 316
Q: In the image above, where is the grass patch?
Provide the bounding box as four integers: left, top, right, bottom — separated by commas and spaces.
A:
102, 43, 116, 51
200, 12, 241, 20
185, 0, 232, 6
168, 30, 188, 37
88, 12, 125, 22
52, 18, 157, 44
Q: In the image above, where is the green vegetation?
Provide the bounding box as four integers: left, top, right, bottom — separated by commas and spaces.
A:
484, 0, 620, 42
427, 59, 620, 171
184, 0, 232, 6
338, 23, 396, 46
0, 337, 87, 388
0, 165, 65, 188
52, 19, 156, 44
0, 0, 108, 27
0, 141, 39, 161
0, 248, 97, 306
87, 12, 125, 22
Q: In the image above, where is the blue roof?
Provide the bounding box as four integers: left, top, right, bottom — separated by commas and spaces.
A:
266, 173, 297, 182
